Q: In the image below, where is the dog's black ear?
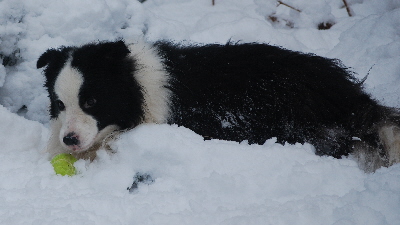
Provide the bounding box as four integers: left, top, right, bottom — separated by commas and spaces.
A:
70, 41, 131, 70
100, 40, 131, 60
37, 49, 59, 69
37, 47, 71, 69
114, 40, 131, 56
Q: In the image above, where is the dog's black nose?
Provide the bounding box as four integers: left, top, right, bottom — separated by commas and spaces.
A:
63, 133, 80, 146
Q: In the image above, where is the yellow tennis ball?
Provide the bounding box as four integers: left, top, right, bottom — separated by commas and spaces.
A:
51, 153, 78, 176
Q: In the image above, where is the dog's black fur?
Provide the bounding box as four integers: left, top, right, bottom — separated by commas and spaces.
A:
158, 42, 389, 158
38, 40, 400, 172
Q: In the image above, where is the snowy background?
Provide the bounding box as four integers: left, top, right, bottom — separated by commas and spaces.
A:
0, 0, 400, 224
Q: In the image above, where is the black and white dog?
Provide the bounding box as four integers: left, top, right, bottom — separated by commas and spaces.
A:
37, 40, 400, 172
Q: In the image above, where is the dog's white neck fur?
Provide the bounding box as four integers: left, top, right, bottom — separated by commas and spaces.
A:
128, 41, 171, 124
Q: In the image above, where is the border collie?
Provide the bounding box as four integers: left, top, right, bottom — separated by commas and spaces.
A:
37, 40, 400, 172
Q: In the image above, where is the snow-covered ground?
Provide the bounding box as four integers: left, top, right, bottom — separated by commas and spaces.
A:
0, 0, 399, 224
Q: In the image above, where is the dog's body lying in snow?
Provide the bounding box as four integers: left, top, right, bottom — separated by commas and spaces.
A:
37, 40, 400, 172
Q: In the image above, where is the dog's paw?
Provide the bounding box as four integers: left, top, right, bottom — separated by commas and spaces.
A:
127, 172, 154, 193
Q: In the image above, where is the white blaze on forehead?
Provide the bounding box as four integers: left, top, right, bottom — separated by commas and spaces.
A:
54, 62, 99, 151
55, 63, 83, 107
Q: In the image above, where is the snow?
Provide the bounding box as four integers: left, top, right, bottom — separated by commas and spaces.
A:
0, 0, 399, 224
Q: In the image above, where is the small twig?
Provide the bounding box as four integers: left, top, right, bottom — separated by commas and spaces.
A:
212, 0, 215, 6
277, 1, 301, 13
342, 0, 352, 17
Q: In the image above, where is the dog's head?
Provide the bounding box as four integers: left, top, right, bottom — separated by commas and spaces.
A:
37, 41, 144, 153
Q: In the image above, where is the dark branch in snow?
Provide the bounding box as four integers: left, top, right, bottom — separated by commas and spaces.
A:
277, 1, 301, 13
343, 0, 353, 17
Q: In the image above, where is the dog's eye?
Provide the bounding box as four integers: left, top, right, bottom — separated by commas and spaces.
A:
56, 100, 65, 111
84, 98, 96, 109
